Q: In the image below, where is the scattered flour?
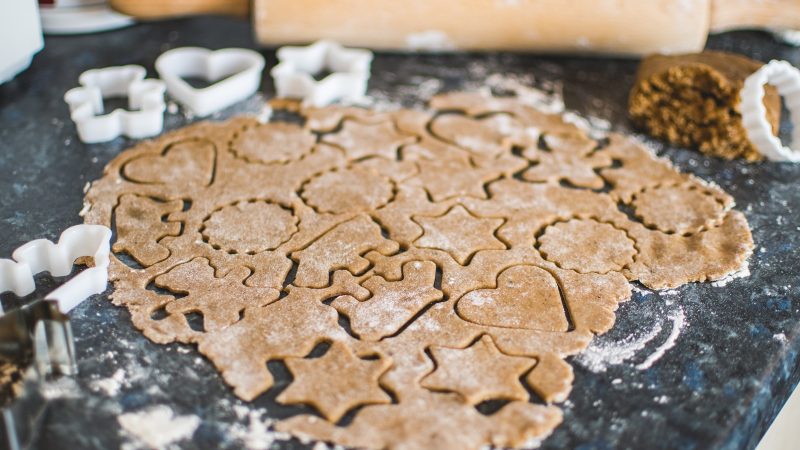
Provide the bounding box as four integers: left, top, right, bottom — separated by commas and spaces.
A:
256, 104, 273, 124
480, 73, 565, 114
118, 405, 200, 450
576, 321, 663, 372
576, 303, 687, 373
78, 200, 91, 217
631, 284, 655, 297
355, 77, 443, 111
39, 377, 82, 400
654, 395, 670, 404
90, 368, 126, 397
711, 263, 751, 287
227, 405, 291, 450
635, 307, 686, 370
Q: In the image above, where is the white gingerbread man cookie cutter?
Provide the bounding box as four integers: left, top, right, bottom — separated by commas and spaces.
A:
156, 47, 266, 117
271, 40, 373, 107
64, 65, 166, 144
0, 224, 112, 314
740, 59, 800, 162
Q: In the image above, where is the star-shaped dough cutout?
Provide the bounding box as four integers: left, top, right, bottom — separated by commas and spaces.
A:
413, 205, 506, 264
277, 342, 392, 422
522, 132, 612, 189
421, 335, 535, 404
322, 120, 417, 160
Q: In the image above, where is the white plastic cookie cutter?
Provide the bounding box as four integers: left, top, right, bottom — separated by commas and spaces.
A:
0, 224, 112, 314
156, 47, 266, 117
64, 65, 166, 144
740, 60, 800, 162
271, 40, 373, 107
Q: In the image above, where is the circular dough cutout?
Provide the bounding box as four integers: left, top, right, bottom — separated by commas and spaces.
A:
538, 219, 636, 273
232, 122, 316, 164
202, 200, 297, 254
302, 167, 394, 214
632, 184, 725, 235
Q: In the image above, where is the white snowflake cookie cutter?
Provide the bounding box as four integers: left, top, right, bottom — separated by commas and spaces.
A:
0, 224, 112, 314
156, 47, 266, 117
271, 40, 373, 107
740, 60, 800, 162
64, 65, 166, 144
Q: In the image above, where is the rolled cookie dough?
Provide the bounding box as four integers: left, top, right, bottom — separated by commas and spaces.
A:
84, 92, 753, 450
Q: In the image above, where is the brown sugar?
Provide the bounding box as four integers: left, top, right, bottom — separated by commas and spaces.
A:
629, 51, 781, 161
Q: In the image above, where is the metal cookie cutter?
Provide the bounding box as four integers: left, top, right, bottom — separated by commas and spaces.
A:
64, 65, 166, 144
740, 60, 800, 162
156, 47, 266, 117
271, 40, 373, 107
0, 224, 111, 450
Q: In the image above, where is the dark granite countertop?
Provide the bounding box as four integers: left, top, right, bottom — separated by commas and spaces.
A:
0, 16, 798, 450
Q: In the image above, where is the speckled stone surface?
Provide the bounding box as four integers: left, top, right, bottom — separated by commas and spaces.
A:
0, 17, 798, 450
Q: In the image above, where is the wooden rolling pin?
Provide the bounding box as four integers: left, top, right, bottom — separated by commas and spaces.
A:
110, 0, 800, 56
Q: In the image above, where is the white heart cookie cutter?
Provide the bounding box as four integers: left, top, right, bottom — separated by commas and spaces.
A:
64, 65, 166, 144
0, 224, 112, 314
740, 59, 800, 162
156, 47, 266, 117
271, 40, 373, 107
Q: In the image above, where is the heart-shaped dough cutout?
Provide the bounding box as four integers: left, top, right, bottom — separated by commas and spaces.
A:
456, 265, 569, 331
155, 47, 265, 117
123, 138, 216, 188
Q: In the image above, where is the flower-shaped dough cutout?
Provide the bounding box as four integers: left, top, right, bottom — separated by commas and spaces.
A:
84, 92, 754, 450
413, 205, 506, 265
201, 200, 298, 254
301, 167, 394, 214
278, 342, 392, 422
522, 132, 612, 189
632, 183, 727, 235
421, 335, 535, 405
538, 219, 637, 273
232, 122, 316, 164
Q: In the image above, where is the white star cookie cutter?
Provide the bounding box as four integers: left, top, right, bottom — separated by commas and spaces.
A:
740, 60, 800, 162
0, 224, 112, 314
156, 47, 266, 117
64, 65, 166, 144
271, 40, 373, 107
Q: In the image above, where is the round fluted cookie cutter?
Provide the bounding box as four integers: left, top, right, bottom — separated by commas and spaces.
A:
740, 60, 800, 162
155, 47, 266, 117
